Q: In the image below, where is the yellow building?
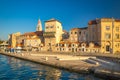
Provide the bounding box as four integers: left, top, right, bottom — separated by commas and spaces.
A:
88, 18, 120, 54
8, 32, 21, 48
8, 18, 120, 54
56, 27, 100, 53
43, 18, 63, 51
22, 31, 43, 51
8, 19, 44, 51
24, 37, 41, 51
56, 41, 100, 53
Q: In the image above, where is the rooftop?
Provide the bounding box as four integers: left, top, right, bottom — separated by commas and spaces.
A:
71, 28, 80, 31
22, 31, 43, 36
88, 18, 120, 25
71, 27, 87, 31
45, 18, 61, 23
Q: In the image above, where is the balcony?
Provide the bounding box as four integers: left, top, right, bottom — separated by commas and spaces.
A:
43, 32, 56, 37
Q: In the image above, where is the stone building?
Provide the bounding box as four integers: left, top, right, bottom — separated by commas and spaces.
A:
56, 27, 100, 53
56, 41, 100, 53
8, 18, 120, 54
62, 30, 69, 39
9, 19, 44, 51
8, 32, 21, 48
88, 18, 120, 54
43, 18, 63, 51
20, 31, 43, 51
69, 27, 88, 42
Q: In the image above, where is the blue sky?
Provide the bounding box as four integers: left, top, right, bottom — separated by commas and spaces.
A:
0, 0, 120, 40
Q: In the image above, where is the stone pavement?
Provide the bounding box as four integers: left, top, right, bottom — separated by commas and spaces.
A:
0, 51, 120, 79
0, 51, 97, 74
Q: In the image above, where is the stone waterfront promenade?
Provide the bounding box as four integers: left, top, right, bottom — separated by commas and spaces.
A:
0, 51, 120, 80
0, 51, 96, 73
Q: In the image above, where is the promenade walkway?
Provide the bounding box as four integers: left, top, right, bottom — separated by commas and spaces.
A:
0, 51, 96, 73
0, 51, 120, 80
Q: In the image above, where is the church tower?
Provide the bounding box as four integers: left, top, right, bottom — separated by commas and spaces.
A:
36, 19, 42, 31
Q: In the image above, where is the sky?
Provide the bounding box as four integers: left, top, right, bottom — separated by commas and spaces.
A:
0, 0, 120, 40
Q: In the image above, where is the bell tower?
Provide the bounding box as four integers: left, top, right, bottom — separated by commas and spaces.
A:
36, 19, 42, 31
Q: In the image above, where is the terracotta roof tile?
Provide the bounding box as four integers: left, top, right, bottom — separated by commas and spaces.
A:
71, 28, 80, 31
88, 20, 97, 25
22, 31, 43, 36
16, 43, 23, 47
25, 37, 40, 40
115, 19, 120, 22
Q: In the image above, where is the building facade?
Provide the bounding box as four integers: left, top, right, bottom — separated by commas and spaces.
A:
8, 32, 21, 48
8, 18, 120, 54
69, 27, 88, 42
8, 19, 44, 51
43, 19, 63, 51
88, 18, 120, 54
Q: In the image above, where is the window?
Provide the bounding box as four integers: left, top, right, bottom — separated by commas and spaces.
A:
72, 44, 74, 47
115, 34, 119, 39
79, 32, 81, 35
105, 33, 111, 39
75, 32, 77, 34
51, 26, 53, 28
56, 44, 58, 47
60, 44, 62, 47
46, 26, 48, 29
82, 44, 85, 46
48, 43, 51, 46
71, 32, 72, 34
116, 27, 119, 32
106, 26, 110, 30
62, 44, 64, 47
79, 49, 81, 51
82, 48, 84, 52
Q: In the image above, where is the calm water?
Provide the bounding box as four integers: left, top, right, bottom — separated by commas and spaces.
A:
0, 54, 104, 80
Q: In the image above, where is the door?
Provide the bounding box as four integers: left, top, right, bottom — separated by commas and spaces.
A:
72, 48, 74, 52
106, 45, 110, 52
82, 48, 84, 52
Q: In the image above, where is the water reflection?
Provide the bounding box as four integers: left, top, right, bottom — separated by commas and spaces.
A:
0, 54, 104, 80
45, 69, 61, 80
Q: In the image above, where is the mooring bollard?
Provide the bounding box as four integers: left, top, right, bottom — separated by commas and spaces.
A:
45, 56, 48, 61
